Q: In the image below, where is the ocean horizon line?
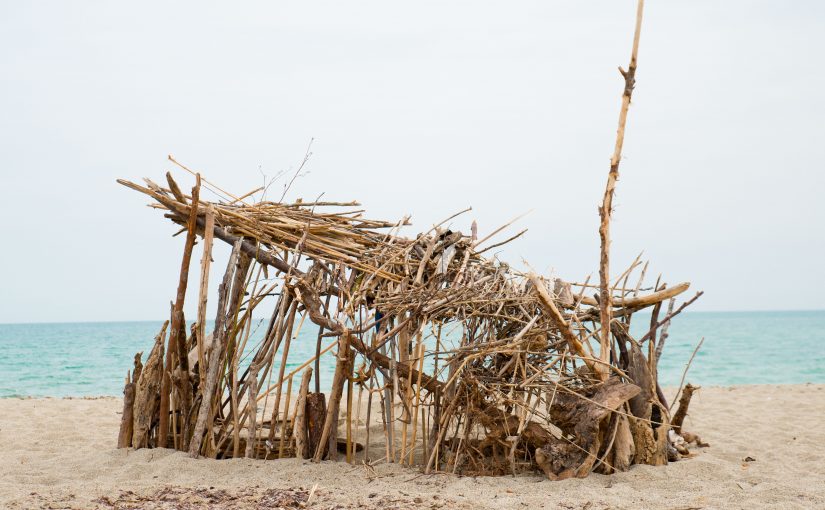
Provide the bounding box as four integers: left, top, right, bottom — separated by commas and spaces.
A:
2, 308, 823, 327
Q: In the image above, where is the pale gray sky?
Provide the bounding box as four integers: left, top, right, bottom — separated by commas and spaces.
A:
1, 1, 823, 323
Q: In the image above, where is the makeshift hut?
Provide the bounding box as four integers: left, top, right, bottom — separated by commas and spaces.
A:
114, 0, 706, 479
114, 165, 705, 479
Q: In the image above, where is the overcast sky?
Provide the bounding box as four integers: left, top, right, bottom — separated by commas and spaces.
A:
1, 1, 823, 323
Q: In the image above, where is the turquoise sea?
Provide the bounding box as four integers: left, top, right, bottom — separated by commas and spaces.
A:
0, 311, 823, 398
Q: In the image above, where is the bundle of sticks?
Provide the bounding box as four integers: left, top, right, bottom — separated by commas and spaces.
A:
115, 0, 706, 478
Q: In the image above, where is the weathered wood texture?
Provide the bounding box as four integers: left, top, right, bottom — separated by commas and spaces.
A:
292, 367, 313, 459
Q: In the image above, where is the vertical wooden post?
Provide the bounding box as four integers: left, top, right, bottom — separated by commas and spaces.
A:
172, 310, 191, 449
223, 253, 253, 459
265, 291, 294, 443
117, 372, 136, 448
407, 341, 425, 465
188, 240, 242, 457
159, 173, 201, 449
279, 376, 294, 458
270, 300, 299, 453
131, 322, 168, 448
313, 332, 351, 462
345, 371, 353, 463
293, 367, 313, 459
364, 377, 374, 462
196, 204, 215, 391
306, 392, 327, 459
244, 362, 259, 458
117, 352, 143, 448
598, 0, 645, 370
329, 337, 354, 461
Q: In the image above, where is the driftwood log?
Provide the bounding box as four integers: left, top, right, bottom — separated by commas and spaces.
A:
293, 367, 313, 459
116, 352, 142, 448
535, 379, 640, 480
131, 323, 167, 448
306, 392, 327, 460
117, 376, 136, 448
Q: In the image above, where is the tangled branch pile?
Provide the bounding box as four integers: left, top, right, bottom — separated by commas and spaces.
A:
114, 168, 705, 479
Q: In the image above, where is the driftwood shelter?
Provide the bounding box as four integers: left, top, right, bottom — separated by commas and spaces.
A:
114, 169, 706, 478
115, 0, 706, 479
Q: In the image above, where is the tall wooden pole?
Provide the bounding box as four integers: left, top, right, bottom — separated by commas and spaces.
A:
598, 0, 645, 371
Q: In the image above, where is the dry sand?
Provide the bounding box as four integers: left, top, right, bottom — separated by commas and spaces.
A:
1, 384, 823, 509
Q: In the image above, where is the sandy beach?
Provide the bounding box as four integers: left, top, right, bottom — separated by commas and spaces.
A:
1, 384, 823, 509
